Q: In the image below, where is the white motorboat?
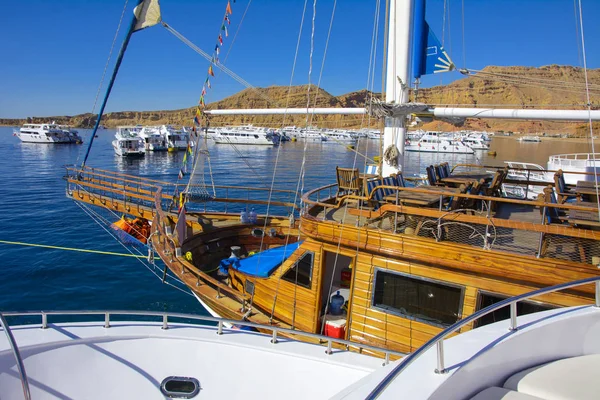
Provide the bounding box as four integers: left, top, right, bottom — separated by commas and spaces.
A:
212, 125, 280, 145
13, 123, 75, 144
405, 132, 475, 154
298, 128, 327, 141
160, 125, 190, 151
2, 277, 599, 399
138, 126, 168, 151
112, 128, 145, 157
322, 129, 358, 144
57, 125, 83, 144
547, 153, 600, 184
519, 135, 542, 142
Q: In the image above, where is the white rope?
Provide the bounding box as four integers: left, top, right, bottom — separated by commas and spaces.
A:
576, 0, 600, 222
91, 0, 129, 114
268, 0, 310, 322
223, 0, 252, 64
162, 22, 279, 107
74, 201, 194, 297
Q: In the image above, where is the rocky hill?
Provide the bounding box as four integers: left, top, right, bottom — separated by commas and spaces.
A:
3, 65, 599, 135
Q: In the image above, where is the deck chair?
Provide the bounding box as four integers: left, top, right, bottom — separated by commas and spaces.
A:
364, 177, 386, 209
482, 170, 504, 197
441, 162, 452, 178
336, 167, 361, 198
554, 169, 580, 204
426, 165, 444, 186
436, 164, 449, 180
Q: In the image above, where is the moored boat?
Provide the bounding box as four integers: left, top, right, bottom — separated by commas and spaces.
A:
13, 123, 76, 144
112, 127, 145, 157
406, 132, 475, 154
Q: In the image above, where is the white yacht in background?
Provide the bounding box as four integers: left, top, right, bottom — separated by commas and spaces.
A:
322, 129, 358, 144
519, 135, 542, 142
138, 126, 168, 151
57, 125, 83, 144
13, 123, 75, 144
212, 125, 280, 145
459, 134, 490, 151
112, 127, 145, 156
160, 125, 190, 151
405, 132, 474, 154
547, 153, 600, 184
298, 127, 327, 141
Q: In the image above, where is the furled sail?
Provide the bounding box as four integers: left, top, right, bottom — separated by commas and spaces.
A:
133, 0, 162, 32
412, 0, 455, 79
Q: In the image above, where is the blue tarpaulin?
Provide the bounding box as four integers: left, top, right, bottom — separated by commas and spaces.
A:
219, 241, 303, 278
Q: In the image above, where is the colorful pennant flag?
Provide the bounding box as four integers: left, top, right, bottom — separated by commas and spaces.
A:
201, 87, 206, 96
183, 150, 188, 164
178, 169, 185, 179
218, 34, 223, 45
215, 44, 220, 54
193, 115, 200, 125
208, 65, 215, 76
187, 144, 193, 155
206, 79, 211, 89
200, 95, 205, 106
226, 1, 232, 15
225, 15, 230, 25
224, 25, 228, 37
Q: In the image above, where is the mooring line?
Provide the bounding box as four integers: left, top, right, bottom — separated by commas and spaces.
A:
0, 240, 146, 258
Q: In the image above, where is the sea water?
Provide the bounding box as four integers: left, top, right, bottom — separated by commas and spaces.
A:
0, 127, 588, 316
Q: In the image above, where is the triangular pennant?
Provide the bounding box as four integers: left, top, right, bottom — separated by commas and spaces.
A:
208, 65, 215, 76
226, 1, 232, 15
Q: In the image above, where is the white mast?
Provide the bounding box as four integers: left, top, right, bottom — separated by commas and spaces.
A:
381, 0, 414, 177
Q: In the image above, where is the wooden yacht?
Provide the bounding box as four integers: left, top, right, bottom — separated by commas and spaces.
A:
65, 161, 600, 356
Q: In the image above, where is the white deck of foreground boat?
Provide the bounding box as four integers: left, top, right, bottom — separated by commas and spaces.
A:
0, 321, 384, 400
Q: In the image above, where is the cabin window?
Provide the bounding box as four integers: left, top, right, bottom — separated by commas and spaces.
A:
372, 270, 463, 327
474, 292, 555, 328
282, 251, 313, 289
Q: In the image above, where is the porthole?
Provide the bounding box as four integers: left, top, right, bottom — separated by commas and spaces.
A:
160, 376, 200, 398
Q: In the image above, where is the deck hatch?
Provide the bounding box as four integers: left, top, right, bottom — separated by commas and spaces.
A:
160, 376, 200, 398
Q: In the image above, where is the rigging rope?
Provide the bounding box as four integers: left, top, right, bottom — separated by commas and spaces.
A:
576, 0, 600, 223
0, 240, 145, 258
269, 0, 311, 322
223, 0, 252, 64
74, 200, 193, 297
161, 22, 278, 107
91, 0, 129, 115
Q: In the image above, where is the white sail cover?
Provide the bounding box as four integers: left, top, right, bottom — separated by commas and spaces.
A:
133, 0, 161, 32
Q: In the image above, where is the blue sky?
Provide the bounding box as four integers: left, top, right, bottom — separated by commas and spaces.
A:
1, 0, 599, 118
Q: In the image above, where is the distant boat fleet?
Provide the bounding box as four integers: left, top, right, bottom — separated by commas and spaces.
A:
15, 122, 548, 156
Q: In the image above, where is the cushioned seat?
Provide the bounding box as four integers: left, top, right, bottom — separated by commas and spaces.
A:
470, 387, 544, 400
503, 354, 600, 400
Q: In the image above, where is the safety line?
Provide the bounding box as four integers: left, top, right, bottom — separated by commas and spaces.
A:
0, 240, 146, 258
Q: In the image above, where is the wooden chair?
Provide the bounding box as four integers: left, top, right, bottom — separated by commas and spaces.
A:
445, 183, 472, 211
336, 167, 361, 198
463, 179, 485, 212
554, 169, 580, 204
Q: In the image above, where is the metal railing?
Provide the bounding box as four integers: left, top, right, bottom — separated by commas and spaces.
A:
0, 313, 31, 400
0, 310, 406, 399
365, 275, 600, 399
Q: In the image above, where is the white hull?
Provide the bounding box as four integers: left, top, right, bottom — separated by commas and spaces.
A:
405, 143, 474, 154
112, 140, 145, 157
547, 153, 600, 185
15, 133, 71, 143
